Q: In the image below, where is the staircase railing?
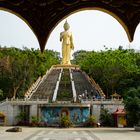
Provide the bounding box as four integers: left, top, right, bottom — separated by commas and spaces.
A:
24, 76, 42, 99
52, 68, 63, 102
24, 66, 54, 99
90, 77, 106, 98
70, 68, 77, 102
79, 71, 105, 98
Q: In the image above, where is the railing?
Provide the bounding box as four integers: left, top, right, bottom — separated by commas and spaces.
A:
52, 68, 63, 102
90, 77, 106, 97
70, 68, 77, 102
0, 98, 123, 106
0, 99, 7, 105
0, 98, 49, 106
24, 76, 42, 98
82, 71, 105, 98
81, 98, 123, 104
24, 66, 54, 99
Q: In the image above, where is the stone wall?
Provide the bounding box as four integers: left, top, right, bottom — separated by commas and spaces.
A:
0, 99, 124, 125
92, 103, 124, 123
0, 102, 20, 125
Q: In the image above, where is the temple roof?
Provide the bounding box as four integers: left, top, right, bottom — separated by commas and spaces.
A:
113, 108, 126, 115
111, 92, 121, 97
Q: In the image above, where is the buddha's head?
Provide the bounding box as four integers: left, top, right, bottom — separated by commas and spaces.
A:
63, 20, 70, 31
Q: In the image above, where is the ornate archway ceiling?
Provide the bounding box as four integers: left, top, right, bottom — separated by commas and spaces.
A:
0, 0, 140, 51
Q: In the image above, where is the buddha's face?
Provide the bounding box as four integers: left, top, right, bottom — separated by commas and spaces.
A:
64, 25, 70, 31
63, 21, 70, 31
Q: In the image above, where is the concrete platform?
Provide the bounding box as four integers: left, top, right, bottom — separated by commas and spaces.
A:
53, 64, 80, 69
0, 127, 139, 140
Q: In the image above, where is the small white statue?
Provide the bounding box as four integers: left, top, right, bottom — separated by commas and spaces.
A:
60, 20, 74, 65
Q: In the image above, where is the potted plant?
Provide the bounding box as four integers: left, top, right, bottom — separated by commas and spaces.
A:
30, 116, 38, 127
16, 112, 27, 126
60, 115, 72, 128
86, 115, 96, 127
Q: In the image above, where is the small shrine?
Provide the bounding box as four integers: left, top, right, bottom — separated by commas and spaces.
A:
0, 112, 6, 126
112, 108, 126, 127
111, 92, 121, 100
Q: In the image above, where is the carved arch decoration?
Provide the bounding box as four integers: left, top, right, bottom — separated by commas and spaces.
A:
0, 0, 140, 51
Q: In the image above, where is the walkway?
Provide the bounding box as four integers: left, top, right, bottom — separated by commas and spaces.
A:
0, 127, 139, 140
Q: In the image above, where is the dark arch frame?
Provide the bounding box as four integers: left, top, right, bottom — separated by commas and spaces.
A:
0, 1, 140, 51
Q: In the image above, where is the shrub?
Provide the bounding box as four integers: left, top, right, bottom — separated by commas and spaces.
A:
100, 108, 114, 127
31, 116, 39, 127
16, 112, 29, 126
60, 116, 72, 128
86, 115, 96, 127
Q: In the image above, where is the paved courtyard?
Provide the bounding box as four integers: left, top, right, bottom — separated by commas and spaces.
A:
0, 127, 140, 140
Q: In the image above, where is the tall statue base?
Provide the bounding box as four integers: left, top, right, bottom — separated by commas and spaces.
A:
53, 64, 80, 69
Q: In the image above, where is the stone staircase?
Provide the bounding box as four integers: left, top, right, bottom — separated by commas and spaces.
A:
72, 69, 101, 100
25, 65, 102, 102
30, 68, 61, 100
56, 69, 73, 101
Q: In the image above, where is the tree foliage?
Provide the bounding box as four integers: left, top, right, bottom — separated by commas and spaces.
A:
0, 47, 60, 100
73, 48, 140, 98
100, 108, 114, 127
124, 87, 140, 126
73, 48, 140, 126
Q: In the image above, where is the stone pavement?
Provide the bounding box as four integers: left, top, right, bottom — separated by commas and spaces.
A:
0, 127, 140, 140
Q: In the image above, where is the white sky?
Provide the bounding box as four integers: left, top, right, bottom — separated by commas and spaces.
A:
0, 10, 140, 56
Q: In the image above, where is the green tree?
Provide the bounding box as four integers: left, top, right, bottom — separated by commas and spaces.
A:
73, 48, 140, 98
0, 89, 3, 98
100, 108, 114, 127
124, 87, 140, 126
0, 47, 60, 100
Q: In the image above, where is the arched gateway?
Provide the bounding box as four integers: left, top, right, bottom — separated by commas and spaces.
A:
0, 0, 140, 51
0, 1, 137, 127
